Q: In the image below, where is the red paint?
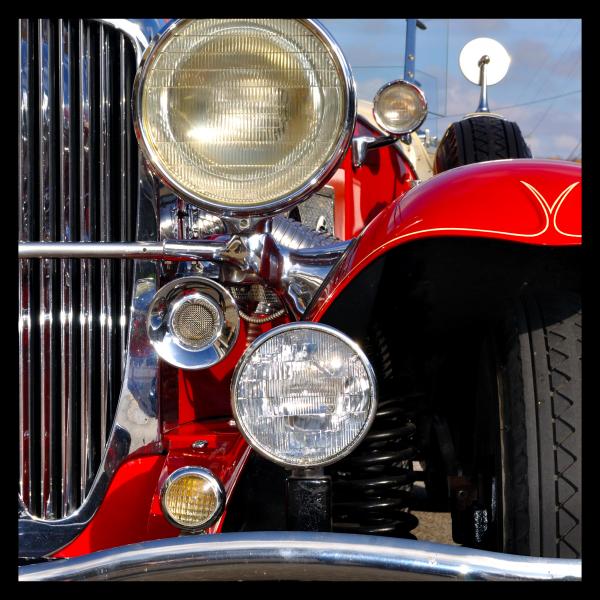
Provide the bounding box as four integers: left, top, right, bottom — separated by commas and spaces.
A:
307, 159, 581, 321
167, 314, 289, 429
53, 420, 250, 557
148, 420, 250, 538
54, 455, 167, 557
333, 117, 416, 241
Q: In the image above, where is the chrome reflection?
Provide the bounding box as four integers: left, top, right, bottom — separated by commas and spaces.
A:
18, 532, 582, 581
147, 276, 240, 370
18, 17, 165, 559
19, 229, 352, 320
18, 156, 162, 560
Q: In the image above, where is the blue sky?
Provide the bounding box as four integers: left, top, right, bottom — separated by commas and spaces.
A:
320, 19, 581, 160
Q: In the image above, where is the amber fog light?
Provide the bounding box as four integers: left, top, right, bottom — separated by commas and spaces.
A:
160, 467, 225, 531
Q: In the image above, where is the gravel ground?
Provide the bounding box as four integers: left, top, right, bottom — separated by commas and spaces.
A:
411, 511, 457, 545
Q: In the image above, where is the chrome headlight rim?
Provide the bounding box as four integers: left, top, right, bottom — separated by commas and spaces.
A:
147, 275, 240, 370
372, 79, 428, 135
231, 321, 378, 469
132, 18, 356, 218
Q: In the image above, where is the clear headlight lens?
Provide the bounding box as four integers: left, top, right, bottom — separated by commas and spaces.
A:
231, 323, 377, 468
135, 19, 355, 215
372, 79, 428, 135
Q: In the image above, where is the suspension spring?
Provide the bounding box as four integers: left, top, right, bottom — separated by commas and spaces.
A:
329, 393, 421, 537
329, 322, 421, 538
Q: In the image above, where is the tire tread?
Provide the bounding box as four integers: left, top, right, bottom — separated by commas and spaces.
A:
502, 292, 581, 558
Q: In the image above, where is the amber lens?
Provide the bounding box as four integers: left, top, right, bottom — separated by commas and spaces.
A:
162, 471, 221, 529
140, 19, 349, 210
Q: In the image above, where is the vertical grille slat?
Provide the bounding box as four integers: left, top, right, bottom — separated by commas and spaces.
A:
78, 18, 94, 501
19, 18, 34, 515
99, 23, 112, 447
38, 18, 57, 520
19, 18, 138, 520
119, 34, 128, 377
58, 18, 76, 516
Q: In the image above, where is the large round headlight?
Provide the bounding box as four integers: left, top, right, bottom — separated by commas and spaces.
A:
134, 19, 355, 216
231, 323, 377, 468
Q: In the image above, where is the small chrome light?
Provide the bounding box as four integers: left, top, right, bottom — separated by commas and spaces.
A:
147, 276, 239, 369
169, 293, 223, 351
160, 467, 225, 531
372, 79, 428, 135
231, 322, 377, 468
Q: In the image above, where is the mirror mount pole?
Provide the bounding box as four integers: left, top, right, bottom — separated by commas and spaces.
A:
476, 55, 491, 113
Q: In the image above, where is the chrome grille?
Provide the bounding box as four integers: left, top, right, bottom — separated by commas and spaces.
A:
18, 19, 138, 519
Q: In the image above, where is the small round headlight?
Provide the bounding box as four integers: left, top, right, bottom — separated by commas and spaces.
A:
134, 19, 355, 216
231, 323, 377, 468
372, 79, 428, 135
161, 467, 225, 531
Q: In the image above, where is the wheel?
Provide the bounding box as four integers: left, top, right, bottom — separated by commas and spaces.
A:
471, 291, 581, 558
434, 115, 531, 174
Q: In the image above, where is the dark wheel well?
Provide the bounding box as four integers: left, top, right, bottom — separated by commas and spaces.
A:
319, 238, 581, 522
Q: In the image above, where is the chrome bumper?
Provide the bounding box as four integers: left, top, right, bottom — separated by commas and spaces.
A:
18, 532, 581, 581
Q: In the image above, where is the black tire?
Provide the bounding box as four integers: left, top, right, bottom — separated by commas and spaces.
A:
434, 116, 532, 174
476, 291, 581, 558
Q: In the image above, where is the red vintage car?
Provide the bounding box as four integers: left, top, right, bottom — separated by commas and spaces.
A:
18, 18, 581, 581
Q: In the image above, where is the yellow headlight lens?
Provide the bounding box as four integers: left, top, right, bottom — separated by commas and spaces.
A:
161, 468, 224, 530
137, 19, 354, 214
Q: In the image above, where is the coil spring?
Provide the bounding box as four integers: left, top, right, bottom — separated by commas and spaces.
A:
330, 393, 421, 537
329, 323, 421, 538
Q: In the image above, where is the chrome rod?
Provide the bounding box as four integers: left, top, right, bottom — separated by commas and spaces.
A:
20, 241, 167, 259
18, 240, 227, 260
18, 18, 33, 514
38, 19, 56, 520
58, 18, 76, 517
79, 19, 94, 500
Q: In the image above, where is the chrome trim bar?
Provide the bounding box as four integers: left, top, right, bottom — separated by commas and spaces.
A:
18, 532, 582, 581
19, 235, 352, 319
19, 241, 216, 259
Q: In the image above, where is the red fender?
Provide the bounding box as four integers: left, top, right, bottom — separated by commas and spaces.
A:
307, 158, 581, 321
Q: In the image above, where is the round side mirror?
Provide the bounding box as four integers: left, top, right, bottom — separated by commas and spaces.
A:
459, 37, 511, 86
